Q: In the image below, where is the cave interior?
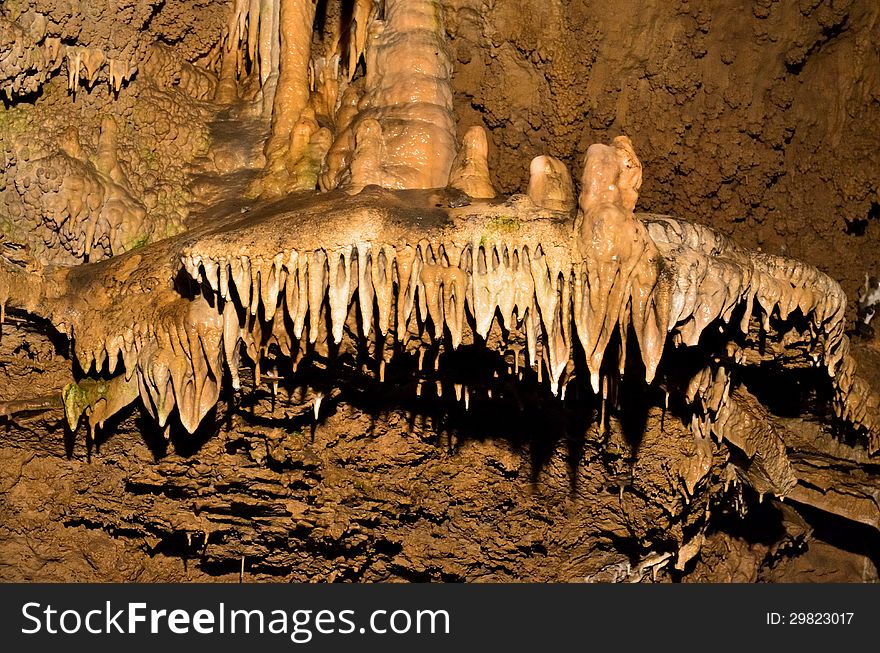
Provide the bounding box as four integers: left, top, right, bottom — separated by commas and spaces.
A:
1, 0, 879, 582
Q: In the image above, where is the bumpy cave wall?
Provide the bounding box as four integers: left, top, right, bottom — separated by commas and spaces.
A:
1, 0, 879, 583
446, 0, 880, 311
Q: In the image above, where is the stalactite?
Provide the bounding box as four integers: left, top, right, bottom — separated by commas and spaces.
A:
329, 0, 459, 191
256, 0, 319, 196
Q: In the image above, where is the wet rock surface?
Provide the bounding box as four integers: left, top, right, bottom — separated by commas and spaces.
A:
1, 0, 879, 583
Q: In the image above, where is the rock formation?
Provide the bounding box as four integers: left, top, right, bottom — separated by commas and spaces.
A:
1, 0, 879, 582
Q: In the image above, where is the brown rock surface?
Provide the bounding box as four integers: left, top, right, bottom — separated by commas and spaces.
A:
1, 0, 878, 583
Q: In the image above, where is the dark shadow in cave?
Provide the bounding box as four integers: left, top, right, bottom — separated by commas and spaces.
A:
134, 402, 225, 461
844, 201, 879, 236
12, 279, 873, 580
228, 335, 602, 486
783, 500, 880, 576
711, 490, 790, 546
0, 84, 44, 109
611, 326, 655, 459
5, 309, 77, 368
739, 363, 833, 419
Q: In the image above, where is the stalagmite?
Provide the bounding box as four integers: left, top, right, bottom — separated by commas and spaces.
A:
449, 126, 496, 199
214, 44, 239, 103
258, 0, 279, 86
527, 155, 576, 212
95, 116, 125, 185
280, 108, 334, 193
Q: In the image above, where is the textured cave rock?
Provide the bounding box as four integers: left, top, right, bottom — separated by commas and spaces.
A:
1, 0, 879, 583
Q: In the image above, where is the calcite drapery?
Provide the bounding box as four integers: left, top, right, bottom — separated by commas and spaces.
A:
1, 1, 879, 561
1, 134, 876, 462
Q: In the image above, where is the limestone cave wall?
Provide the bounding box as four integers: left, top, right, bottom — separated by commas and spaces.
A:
1, 0, 878, 583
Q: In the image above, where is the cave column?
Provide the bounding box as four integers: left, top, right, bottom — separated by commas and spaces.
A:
259, 0, 318, 192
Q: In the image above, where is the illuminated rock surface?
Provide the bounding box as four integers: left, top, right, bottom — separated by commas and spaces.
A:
1, 0, 879, 582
